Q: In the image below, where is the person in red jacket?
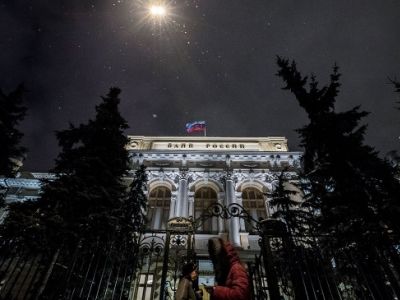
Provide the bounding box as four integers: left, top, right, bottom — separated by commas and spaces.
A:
205, 237, 250, 300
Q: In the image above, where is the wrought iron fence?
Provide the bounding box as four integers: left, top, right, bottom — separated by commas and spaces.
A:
195, 203, 400, 300
248, 219, 400, 300
1, 204, 399, 300
0, 239, 138, 300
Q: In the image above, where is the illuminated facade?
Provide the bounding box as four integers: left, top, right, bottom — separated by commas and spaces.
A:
126, 136, 302, 299
0, 136, 302, 299
127, 136, 301, 249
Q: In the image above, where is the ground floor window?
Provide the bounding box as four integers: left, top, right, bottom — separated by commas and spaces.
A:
134, 273, 154, 300
242, 188, 267, 233
194, 187, 219, 233
147, 187, 171, 230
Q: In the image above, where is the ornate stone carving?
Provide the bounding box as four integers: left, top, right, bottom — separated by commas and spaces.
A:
179, 169, 189, 181
187, 171, 224, 184
147, 170, 179, 190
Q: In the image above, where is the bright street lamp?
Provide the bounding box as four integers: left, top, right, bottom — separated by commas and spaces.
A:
149, 5, 166, 17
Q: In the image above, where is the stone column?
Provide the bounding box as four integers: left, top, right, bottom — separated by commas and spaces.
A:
235, 192, 246, 232
175, 170, 189, 217
251, 209, 258, 224
169, 192, 177, 219
225, 173, 241, 248
265, 196, 272, 218
154, 207, 161, 229
188, 192, 195, 217
217, 192, 225, 233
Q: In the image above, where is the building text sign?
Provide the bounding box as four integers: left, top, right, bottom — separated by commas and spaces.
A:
152, 142, 259, 151
126, 136, 288, 152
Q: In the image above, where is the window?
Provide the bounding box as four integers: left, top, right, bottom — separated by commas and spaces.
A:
242, 188, 267, 233
194, 187, 218, 233
147, 187, 171, 230
134, 273, 154, 300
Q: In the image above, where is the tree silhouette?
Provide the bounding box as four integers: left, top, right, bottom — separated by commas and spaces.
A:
125, 164, 148, 237
269, 172, 311, 237
1, 87, 143, 249
0, 84, 27, 207
268, 172, 314, 299
388, 78, 400, 176
1, 87, 149, 298
390, 78, 400, 109
36, 87, 130, 250
276, 57, 400, 298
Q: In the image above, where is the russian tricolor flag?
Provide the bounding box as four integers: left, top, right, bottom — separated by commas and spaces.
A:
185, 121, 206, 133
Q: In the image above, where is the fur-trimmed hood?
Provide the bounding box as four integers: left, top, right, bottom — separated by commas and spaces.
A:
208, 237, 240, 265
207, 238, 250, 299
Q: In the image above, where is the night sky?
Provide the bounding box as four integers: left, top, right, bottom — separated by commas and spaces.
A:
1, 0, 400, 171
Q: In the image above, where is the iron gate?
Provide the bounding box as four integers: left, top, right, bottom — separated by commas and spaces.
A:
131, 217, 195, 300
1, 205, 399, 299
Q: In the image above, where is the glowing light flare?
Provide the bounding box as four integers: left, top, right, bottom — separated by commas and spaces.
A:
131, 1, 177, 33
149, 5, 167, 17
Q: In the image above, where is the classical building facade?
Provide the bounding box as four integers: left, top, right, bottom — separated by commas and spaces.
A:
126, 136, 302, 299
3, 136, 400, 300
0, 136, 302, 300
127, 135, 301, 242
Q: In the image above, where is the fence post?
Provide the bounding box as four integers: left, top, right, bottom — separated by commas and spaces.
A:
35, 247, 61, 300
159, 232, 170, 300
259, 219, 285, 300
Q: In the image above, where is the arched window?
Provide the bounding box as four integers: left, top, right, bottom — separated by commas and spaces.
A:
242, 188, 267, 233
194, 187, 218, 233
147, 187, 171, 230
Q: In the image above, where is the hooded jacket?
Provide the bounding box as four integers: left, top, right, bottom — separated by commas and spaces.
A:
176, 262, 198, 300
209, 239, 250, 300
176, 277, 197, 300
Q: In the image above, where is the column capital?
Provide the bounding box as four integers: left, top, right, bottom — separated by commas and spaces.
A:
222, 170, 237, 185
179, 169, 188, 179
176, 168, 191, 181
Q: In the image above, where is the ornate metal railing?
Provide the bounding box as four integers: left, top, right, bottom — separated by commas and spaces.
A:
192, 202, 260, 232
192, 203, 400, 300
1, 202, 399, 300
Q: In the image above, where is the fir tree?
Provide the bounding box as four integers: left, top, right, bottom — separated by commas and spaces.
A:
0, 84, 27, 207
390, 78, 400, 108
276, 57, 400, 243
276, 57, 400, 298
268, 172, 313, 299
113, 164, 148, 266
269, 172, 311, 237
2, 87, 132, 251
44, 87, 130, 247
125, 164, 148, 236
387, 78, 400, 176
1, 87, 151, 297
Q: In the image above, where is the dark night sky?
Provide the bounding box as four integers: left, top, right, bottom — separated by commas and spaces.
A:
1, 0, 399, 171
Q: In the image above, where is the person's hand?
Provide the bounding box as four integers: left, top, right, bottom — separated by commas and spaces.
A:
204, 285, 214, 294
195, 290, 203, 299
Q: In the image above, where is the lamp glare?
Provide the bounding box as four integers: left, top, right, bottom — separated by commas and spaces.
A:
150, 5, 166, 17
